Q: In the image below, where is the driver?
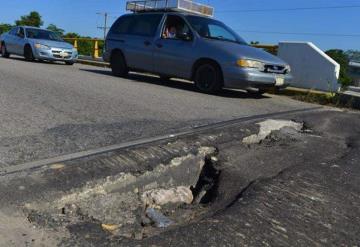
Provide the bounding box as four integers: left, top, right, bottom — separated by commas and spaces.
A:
163, 26, 177, 39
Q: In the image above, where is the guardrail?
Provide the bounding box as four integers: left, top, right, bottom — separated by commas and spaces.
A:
63, 38, 103, 58
63, 37, 278, 59
252, 44, 278, 55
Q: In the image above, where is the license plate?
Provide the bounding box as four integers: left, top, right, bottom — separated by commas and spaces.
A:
275, 76, 285, 86
59, 51, 67, 57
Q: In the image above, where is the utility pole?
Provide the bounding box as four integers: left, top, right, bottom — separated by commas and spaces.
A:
97, 12, 109, 40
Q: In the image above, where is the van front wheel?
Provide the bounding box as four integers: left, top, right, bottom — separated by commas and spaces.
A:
194, 63, 223, 93
110, 51, 128, 77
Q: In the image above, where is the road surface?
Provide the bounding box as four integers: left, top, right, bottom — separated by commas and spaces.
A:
0, 57, 314, 165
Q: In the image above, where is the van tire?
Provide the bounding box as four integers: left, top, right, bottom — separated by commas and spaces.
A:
111, 51, 128, 77
194, 62, 223, 93
247, 89, 266, 96
65, 61, 74, 65
1, 43, 10, 58
24, 45, 35, 61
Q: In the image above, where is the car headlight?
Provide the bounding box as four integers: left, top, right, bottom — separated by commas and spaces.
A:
34, 43, 50, 50
237, 59, 265, 70
285, 64, 291, 73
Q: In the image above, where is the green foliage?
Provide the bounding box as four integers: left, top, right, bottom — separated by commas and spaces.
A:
15, 11, 43, 27
63, 32, 80, 39
46, 24, 64, 36
0, 23, 12, 34
325, 49, 353, 87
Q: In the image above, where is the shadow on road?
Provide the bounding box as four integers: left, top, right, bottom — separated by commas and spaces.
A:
80, 68, 269, 99
2, 56, 68, 65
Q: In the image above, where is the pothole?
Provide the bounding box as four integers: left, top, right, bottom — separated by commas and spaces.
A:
25, 146, 221, 240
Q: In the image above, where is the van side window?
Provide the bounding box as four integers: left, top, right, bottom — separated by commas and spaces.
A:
111, 15, 134, 34
162, 15, 192, 40
129, 14, 163, 37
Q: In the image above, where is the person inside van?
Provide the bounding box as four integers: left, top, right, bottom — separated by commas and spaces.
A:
163, 26, 177, 39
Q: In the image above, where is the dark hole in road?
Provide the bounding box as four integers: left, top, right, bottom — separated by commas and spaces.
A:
191, 154, 221, 204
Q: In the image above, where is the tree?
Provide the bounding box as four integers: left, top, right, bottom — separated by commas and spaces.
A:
46, 24, 64, 36
326, 49, 353, 87
63, 32, 81, 39
0, 23, 12, 34
15, 11, 43, 27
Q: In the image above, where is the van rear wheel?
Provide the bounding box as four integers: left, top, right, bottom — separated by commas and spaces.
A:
110, 51, 128, 77
194, 62, 223, 93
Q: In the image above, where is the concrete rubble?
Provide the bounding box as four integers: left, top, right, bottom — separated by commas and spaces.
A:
242, 119, 304, 144
141, 186, 194, 208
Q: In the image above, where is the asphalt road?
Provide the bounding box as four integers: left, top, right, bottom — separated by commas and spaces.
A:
0, 57, 314, 165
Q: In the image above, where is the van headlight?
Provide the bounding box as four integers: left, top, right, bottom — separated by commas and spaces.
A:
34, 43, 50, 50
237, 59, 265, 70
285, 64, 291, 73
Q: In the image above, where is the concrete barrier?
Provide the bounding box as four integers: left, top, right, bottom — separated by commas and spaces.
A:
278, 42, 341, 92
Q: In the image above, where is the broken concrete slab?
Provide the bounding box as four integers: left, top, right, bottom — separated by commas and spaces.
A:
242, 119, 303, 144
22, 146, 218, 239
141, 186, 193, 208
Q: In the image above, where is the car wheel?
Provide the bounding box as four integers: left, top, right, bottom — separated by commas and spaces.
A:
65, 61, 74, 65
1, 43, 10, 58
110, 51, 128, 77
194, 62, 223, 93
24, 45, 35, 61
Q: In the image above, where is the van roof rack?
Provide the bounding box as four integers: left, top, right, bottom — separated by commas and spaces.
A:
126, 0, 214, 17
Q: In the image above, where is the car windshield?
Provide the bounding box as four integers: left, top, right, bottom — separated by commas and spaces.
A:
26, 28, 63, 41
185, 16, 247, 45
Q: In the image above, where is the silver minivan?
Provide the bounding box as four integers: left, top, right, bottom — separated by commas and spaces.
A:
104, 2, 292, 94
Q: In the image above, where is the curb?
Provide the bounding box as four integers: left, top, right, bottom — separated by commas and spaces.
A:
76, 59, 109, 68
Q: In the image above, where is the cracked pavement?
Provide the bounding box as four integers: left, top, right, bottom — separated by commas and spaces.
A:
0, 109, 359, 246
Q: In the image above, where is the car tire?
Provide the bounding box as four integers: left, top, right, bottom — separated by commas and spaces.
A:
194, 62, 223, 93
24, 45, 35, 61
1, 43, 10, 58
65, 61, 74, 65
110, 51, 128, 77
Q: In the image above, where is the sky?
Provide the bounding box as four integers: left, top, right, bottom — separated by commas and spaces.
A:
1, 0, 359, 51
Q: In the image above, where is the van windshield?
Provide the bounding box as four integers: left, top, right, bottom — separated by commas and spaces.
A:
185, 16, 247, 45
26, 29, 63, 41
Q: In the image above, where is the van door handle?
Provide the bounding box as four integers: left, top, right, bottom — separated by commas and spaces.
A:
156, 43, 163, 48
144, 41, 151, 46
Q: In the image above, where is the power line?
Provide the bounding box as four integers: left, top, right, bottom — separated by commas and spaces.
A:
218, 5, 360, 13
235, 30, 360, 37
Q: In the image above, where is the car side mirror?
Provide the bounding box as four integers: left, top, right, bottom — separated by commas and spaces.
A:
17, 33, 24, 38
178, 32, 192, 41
